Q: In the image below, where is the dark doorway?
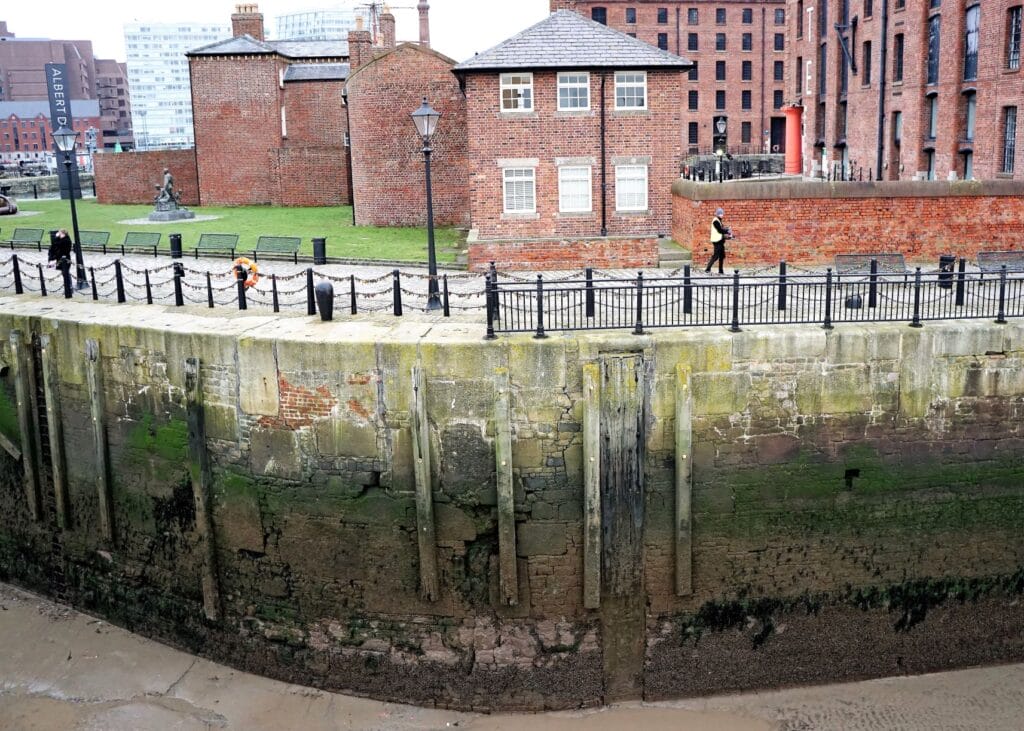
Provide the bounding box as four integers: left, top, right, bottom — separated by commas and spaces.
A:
770, 116, 787, 154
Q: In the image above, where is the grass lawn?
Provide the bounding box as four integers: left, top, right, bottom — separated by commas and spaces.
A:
5, 199, 465, 263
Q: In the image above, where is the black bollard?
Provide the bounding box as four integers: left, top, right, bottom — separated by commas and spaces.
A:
315, 281, 334, 321
312, 237, 327, 265
170, 233, 183, 259
173, 263, 184, 306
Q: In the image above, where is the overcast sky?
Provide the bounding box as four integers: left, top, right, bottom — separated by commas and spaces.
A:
3, 0, 551, 64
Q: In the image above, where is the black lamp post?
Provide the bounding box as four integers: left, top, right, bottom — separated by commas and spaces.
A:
52, 125, 87, 289
411, 97, 442, 311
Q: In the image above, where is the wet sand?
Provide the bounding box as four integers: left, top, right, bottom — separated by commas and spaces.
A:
1, 582, 1021, 731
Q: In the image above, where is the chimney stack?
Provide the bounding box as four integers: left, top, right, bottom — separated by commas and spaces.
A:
417, 1, 430, 47
379, 6, 396, 49
348, 17, 372, 71
0, 21, 13, 38
231, 3, 265, 41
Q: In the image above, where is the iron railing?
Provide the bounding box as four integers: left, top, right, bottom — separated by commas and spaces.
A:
484, 260, 1024, 338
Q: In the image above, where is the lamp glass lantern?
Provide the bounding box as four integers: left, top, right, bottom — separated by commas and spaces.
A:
52, 125, 79, 153
410, 98, 441, 143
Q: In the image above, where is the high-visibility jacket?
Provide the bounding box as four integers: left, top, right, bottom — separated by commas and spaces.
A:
710, 216, 725, 244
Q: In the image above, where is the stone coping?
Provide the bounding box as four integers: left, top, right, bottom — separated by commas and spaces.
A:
672, 178, 1024, 201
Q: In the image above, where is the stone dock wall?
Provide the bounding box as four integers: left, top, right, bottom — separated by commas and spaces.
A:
0, 297, 1022, 710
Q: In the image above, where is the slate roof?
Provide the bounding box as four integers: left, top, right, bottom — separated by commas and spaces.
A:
453, 9, 691, 73
283, 63, 350, 82
188, 35, 348, 59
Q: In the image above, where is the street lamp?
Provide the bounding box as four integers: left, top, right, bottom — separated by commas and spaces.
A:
410, 97, 442, 311
52, 125, 87, 289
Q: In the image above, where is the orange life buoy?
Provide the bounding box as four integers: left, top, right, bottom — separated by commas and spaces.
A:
232, 257, 260, 288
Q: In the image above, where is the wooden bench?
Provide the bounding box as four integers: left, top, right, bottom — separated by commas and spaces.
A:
252, 236, 302, 264
194, 233, 239, 259
5, 227, 45, 250
834, 253, 907, 276
117, 231, 161, 257
976, 251, 1024, 276
77, 230, 112, 253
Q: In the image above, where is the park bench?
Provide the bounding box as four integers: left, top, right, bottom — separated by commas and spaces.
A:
194, 233, 239, 259
251, 236, 302, 264
4, 228, 45, 250
77, 230, 112, 253
976, 251, 1024, 276
834, 253, 907, 277
118, 231, 161, 257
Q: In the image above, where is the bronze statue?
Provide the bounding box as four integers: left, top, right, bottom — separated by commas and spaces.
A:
153, 167, 181, 209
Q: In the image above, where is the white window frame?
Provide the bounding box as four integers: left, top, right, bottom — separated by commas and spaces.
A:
500, 72, 533, 112
614, 70, 647, 110
503, 167, 536, 213
558, 165, 592, 213
557, 71, 590, 111
615, 164, 648, 211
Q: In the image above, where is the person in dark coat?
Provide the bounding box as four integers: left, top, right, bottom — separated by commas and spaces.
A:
47, 229, 73, 268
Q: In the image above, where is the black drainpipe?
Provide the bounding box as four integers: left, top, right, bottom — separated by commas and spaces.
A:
342, 87, 356, 225
600, 71, 608, 237
875, 0, 889, 180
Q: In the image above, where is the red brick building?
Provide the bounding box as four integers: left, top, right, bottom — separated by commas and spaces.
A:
345, 43, 469, 227
454, 10, 690, 270
0, 20, 133, 153
551, 1, 790, 154
187, 6, 351, 206
1, 100, 100, 167
789, 0, 1024, 181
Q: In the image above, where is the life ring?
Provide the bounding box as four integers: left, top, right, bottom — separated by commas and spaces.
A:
232, 257, 260, 288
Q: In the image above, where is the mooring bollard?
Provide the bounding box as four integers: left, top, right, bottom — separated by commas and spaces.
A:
315, 281, 334, 321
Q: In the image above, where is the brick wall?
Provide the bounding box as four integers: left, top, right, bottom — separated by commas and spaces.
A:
464, 69, 682, 241
345, 44, 469, 226
790, 0, 1024, 182
190, 55, 283, 206
189, 55, 351, 207
553, 0, 789, 154
93, 149, 199, 205
672, 178, 1024, 263
468, 235, 660, 271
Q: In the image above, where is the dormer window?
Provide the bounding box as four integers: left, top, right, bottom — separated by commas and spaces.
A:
500, 73, 533, 112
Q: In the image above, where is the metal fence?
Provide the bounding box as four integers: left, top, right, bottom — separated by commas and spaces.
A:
484, 262, 1024, 338
3, 253, 1022, 339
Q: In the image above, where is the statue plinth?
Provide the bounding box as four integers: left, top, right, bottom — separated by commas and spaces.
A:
148, 208, 196, 221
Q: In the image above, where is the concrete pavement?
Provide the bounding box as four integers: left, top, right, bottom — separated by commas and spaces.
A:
1, 582, 1022, 731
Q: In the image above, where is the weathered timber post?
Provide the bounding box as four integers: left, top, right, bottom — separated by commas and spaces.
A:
582, 362, 601, 610
675, 364, 693, 596
39, 334, 70, 529
9, 330, 40, 520
85, 340, 114, 543
410, 365, 439, 601
494, 369, 519, 606
599, 354, 647, 702
184, 358, 222, 621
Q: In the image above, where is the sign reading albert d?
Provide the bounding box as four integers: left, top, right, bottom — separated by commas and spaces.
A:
45, 63, 81, 200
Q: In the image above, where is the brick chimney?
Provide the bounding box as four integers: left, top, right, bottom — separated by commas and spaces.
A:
348, 17, 372, 71
379, 6, 396, 49
417, 1, 430, 46
231, 3, 265, 41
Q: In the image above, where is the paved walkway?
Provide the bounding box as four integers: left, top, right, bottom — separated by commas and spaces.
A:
1, 583, 1022, 731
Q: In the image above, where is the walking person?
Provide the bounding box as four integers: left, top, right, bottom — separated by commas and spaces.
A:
47, 228, 73, 268
704, 207, 731, 275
